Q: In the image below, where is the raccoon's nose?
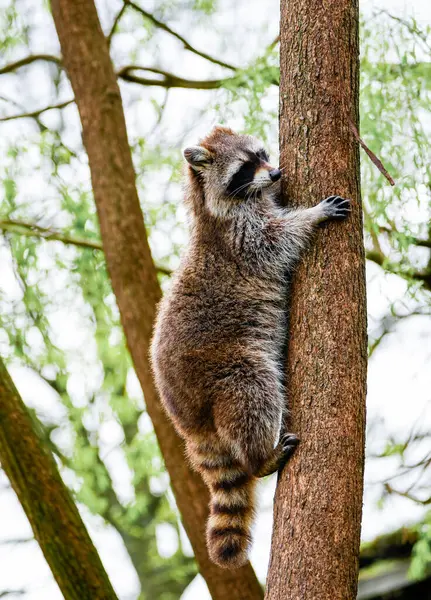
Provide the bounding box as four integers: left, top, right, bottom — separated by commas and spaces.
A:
269, 168, 281, 182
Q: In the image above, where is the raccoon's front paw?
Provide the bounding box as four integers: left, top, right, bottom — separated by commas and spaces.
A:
319, 195, 352, 222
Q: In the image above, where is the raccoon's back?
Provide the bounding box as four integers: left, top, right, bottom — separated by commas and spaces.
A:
151, 262, 234, 385
150, 265, 225, 434
153, 264, 277, 365
152, 261, 286, 385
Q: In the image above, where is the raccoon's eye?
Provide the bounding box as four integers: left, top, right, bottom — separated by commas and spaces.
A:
256, 149, 269, 162
226, 161, 256, 198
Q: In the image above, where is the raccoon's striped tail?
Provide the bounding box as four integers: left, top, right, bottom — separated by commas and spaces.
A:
188, 442, 256, 569
206, 466, 256, 568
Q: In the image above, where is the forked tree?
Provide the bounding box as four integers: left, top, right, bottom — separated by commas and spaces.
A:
0, 0, 367, 598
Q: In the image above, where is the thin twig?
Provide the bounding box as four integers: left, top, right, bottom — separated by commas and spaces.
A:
1, 537, 33, 545
267, 35, 280, 50
368, 308, 429, 357
384, 483, 431, 505
107, 4, 128, 46
0, 54, 62, 75
125, 0, 236, 71
148, 89, 170, 136
348, 117, 395, 186
0, 94, 22, 110
0, 94, 50, 132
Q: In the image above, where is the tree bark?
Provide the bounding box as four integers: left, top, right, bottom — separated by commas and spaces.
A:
0, 359, 118, 600
265, 1, 367, 599
50, 1, 262, 598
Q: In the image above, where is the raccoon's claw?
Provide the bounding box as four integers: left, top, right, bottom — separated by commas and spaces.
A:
319, 195, 352, 222
280, 433, 300, 459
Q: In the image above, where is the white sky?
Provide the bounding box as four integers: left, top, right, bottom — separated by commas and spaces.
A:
0, 0, 431, 599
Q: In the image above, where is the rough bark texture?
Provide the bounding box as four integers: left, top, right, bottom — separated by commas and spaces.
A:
265, 1, 367, 599
0, 360, 118, 600
50, 1, 262, 598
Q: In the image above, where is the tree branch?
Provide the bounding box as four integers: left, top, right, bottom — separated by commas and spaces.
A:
366, 249, 431, 291
0, 63, 233, 103
0, 95, 49, 132
117, 65, 229, 89
0, 219, 102, 250
0, 219, 172, 275
0, 99, 74, 122
0, 54, 62, 75
411, 270, 431, 289
124, 0, 237, 71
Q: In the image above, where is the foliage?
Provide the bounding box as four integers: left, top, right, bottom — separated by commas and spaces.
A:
220, 48, 279, 141
359, 12, 431, 580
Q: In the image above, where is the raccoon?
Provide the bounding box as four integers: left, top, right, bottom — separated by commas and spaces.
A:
151, 126, 351, 569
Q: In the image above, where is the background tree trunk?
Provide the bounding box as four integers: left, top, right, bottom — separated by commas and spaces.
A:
0, 359, 119, 600
50, 1, 262, 598
265, 0, 367, 599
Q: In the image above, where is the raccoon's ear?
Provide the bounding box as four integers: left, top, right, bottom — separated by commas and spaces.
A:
183, 146, 213, 170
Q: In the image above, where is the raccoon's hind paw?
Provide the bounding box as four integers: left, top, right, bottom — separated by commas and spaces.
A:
256, 433, 300, 478
280, 432, 300, 462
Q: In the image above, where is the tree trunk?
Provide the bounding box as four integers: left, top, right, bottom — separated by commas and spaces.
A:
50, 1, 262, 598
0, 360, 118, 600
265, 1, 367, 599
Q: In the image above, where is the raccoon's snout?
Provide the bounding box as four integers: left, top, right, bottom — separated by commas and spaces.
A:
269, 168, 281, 182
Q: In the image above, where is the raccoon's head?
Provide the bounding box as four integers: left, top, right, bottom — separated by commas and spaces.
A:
183, 126, 281, 218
